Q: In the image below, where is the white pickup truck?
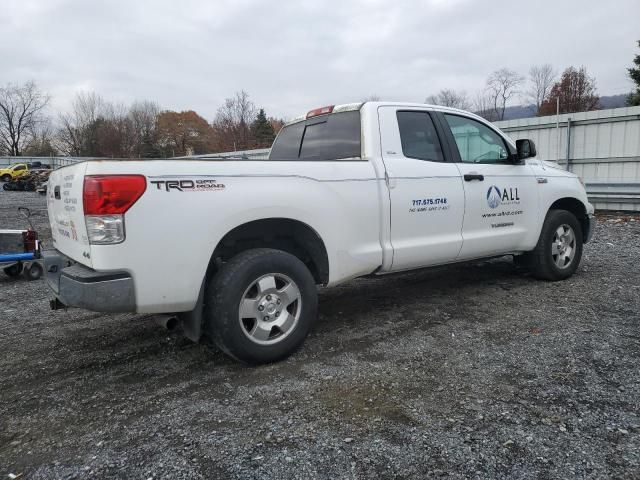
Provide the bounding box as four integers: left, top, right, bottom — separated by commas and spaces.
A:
45, 102, 595, 364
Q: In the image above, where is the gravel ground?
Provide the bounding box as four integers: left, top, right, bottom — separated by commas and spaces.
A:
1, 188, 639, 479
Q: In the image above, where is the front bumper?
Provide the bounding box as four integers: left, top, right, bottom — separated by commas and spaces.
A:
584, 213, 596, 243
43, 249, 136, 313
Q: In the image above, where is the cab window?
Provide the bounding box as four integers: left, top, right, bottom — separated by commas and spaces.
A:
14, 165, 26, 171
396, 111, 444, 162
269, 111, 361, 161
444, 114, 510, 164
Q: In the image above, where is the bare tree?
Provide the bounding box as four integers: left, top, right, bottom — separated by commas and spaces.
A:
212, 90, 257, 151
527, 64, 556, 114
0, 81, 50, 156
362, 94, 381, 102
485, 68, 524, 120
426, 89, 471, 110
57, 91, 106, 155
473, 92, 498, 121
23, 119, 56, 156
97, 102, 135, 158
129, 100, 160, 157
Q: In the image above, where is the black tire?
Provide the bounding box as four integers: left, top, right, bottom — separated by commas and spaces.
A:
528, 209, 583, 281
25, 262, 43, 281
203, 248, 318, 364
1, 174, 10, 182
3, 182, 12, 191
4, 262, 24, 277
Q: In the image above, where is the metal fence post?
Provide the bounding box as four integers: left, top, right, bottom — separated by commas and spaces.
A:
565, 118, 572, 172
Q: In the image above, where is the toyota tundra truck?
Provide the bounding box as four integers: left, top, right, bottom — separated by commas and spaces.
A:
44, 102, 595, 364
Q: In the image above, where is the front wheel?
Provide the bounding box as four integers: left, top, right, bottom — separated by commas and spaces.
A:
527, 209, 584, 281
1, 174, 11, 182
203, 248, 318, 364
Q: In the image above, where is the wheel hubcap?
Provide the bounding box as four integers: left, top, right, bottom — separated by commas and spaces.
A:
552, 224, 576, 269
238, 273, 301, 345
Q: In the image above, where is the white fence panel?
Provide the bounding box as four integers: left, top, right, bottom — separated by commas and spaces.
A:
495, 106, 640, 211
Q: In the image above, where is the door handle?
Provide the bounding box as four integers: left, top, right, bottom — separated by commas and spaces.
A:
464, 173, 484, 182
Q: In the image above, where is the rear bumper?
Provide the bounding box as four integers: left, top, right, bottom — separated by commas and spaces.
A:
584, 213, 596, 243
43, 249, 136, 313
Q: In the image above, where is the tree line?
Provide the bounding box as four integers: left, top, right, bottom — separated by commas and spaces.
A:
0, 87, 283, 157
427, 42, 640, 120
427, 64, 601, 121
2, 42, 639, 157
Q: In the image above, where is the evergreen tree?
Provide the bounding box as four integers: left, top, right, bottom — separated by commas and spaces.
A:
627, 41, 640, 106
140, 132, 162, 158
251, 109, 276, 148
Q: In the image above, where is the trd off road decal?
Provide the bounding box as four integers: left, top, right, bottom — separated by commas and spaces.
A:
150, 179, 225, 192
483, 185, 523, 221
409, 197, 449, 213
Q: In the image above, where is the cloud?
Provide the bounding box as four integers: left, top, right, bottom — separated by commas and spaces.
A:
2, 0, 638, 120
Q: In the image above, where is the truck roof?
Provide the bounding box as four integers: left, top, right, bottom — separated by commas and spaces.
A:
284, 101, 484, 127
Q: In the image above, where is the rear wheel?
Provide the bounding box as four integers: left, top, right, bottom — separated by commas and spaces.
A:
527, 209, 583, 281
4, 262, 24, 277
203, 248, 318, 364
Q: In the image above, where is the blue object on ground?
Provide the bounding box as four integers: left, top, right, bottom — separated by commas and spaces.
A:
0, 252, 35, 262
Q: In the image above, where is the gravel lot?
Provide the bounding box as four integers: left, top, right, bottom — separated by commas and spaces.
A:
1, 188, 639, 479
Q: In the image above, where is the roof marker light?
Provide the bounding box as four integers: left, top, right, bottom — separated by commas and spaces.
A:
306, 105, 334, 119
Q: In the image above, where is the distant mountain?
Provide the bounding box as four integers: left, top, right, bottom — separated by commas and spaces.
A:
598, 94, 629, 109
498, 94, 630, 121
502, 105, 536, 120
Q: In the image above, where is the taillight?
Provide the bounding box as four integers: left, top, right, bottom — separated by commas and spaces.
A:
83, 175, 146, 245
83, 175, 146, 215
306, 105, 334, 119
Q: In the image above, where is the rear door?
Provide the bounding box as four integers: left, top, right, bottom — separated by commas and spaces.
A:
47, 162, 92, 266
378, 106, 465, 271
436, 112, 539, 259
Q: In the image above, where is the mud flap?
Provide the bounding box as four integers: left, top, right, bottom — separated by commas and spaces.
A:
179, 281, 205, 342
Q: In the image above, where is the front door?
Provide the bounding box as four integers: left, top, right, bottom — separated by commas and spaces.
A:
378, 106, 465, 271
437, 112, 539, 259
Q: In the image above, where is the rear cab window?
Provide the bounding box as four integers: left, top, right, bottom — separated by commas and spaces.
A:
269, 111, 361, 161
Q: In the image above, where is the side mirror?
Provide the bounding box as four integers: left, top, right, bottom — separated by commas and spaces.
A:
516, 139, 537, 160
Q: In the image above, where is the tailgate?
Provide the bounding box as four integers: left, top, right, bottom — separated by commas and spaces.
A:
47, 162, 92, 267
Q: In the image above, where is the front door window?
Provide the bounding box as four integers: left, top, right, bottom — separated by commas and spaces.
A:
444, 114, 509, 164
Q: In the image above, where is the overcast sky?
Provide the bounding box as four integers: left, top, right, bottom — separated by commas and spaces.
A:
3, 0, 639, 120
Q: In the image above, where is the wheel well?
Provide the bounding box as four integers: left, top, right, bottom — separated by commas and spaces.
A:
549, 197, 588, 238
208, 218, 329, 285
